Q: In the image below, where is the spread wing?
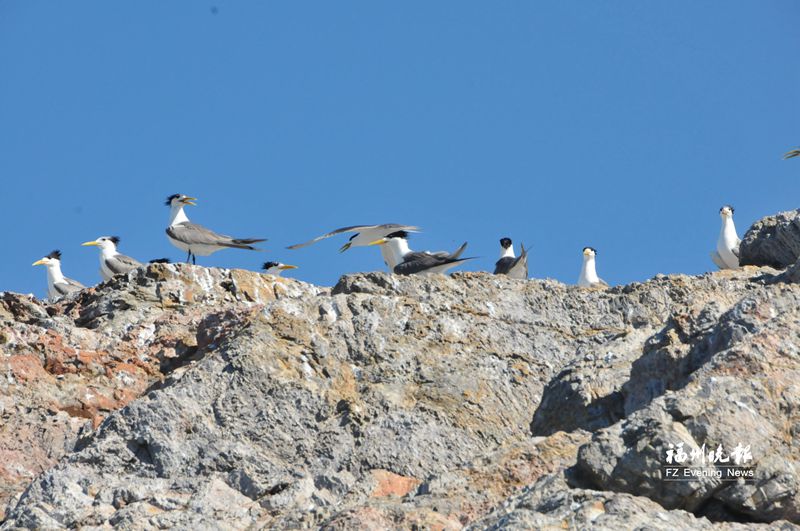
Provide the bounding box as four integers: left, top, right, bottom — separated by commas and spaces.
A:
783, 148, 800, 160
710, 251, 727, 270
167, 222, 265, 250
106, 254, 142, 275
287, 224, 420, 249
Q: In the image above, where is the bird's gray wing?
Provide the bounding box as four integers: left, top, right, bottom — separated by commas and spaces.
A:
167, 222, 264, 249
394, 252, 471, 275
732, 239, 741, 258
710, 251, 727, 269
286, 224, 420, 250
106, 254, 142, 275
783, 148, 800, 160
494, 257, 515, 275
450, 242, 468, 260
54, 278, 84, 296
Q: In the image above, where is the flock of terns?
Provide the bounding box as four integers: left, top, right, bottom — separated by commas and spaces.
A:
30, 191, 753, 301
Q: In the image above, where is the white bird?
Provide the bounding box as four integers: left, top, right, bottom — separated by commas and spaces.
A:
262, 261, 298, 276
165, 194, 266, 264
710, 205, 740, 270
368, 231, 471, 275
493, 237, 529, 279
578, 247, 608, 288
81, 236, 142, 281
32, 250, 85, 300
287, 224, 420, 272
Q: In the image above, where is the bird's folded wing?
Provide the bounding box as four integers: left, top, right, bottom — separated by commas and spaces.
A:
394, 253, 449, 275
710, 251, 727, 270
732, 239, 741, 258
494, 256, 515, 275
106, 254, 143, 275
167, 222, 234, 245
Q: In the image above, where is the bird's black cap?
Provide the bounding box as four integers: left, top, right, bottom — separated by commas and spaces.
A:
46, 250, 62, 260
263, 261, 279, 270
165, 194, 181, 206
386, 231, 409, 239
109, 236, 120, 245
720, 205, 734, 213
583, 247, 597, 254
500, 237, 512, 249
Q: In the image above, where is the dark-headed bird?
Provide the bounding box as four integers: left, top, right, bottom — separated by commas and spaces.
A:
32, 250, 85, 300
493, 237, 529, 279
165, 194, 266, 264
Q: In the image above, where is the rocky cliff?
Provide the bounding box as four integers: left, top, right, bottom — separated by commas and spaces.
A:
2, 212, 800, 529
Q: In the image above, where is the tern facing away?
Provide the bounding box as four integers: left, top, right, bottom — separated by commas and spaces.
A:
578, 247, 608, 288
165, 194, 266, 264
367, 231, 472, 275
493, 237, 529, 279
262, 261, 298, 276
81, 236, 142, 281
710, 205, 740, 270
32, 250, 85, 300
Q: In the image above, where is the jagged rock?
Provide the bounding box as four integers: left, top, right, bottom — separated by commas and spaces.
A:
2, 211, 800, 529
739, 209, 800, 268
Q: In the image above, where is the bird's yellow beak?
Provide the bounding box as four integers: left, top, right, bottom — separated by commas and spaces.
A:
583, 249, 591, 256
32, 259, 46, 266
279, 264, 298, 270
81, 241, 100, 247
367, 238, 388, 246
182, 196, 197, 206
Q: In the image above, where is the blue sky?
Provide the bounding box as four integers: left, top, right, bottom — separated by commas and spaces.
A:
1, 2, 799, 298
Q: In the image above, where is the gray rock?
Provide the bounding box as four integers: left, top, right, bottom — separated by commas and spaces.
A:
739, 209, 800, 268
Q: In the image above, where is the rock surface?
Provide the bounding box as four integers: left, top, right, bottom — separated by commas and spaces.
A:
1, 213, 800, 529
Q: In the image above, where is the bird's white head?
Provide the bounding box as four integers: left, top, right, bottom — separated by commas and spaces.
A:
582, 247, 597, 260
262, 261, 298, 275
166, 194, 197, 209
367, 230, 410, 247
81, 236, 120, 252
719, 205, 734, 219
32, 250, 62, 268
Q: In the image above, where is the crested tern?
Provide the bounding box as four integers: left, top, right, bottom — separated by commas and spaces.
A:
262, 261, 298, 276
710, 205, 740, 270
368, 231, 472, 275
784, 147, 800, 160
493, 237, 529, 279
165, 194, 266, 264
81, 236, 142, 280
32, 250, 85, 300
578, 247, 608, 288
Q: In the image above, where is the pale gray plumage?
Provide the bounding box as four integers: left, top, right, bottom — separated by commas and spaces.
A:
287, 224, 420, 250
104, 254, 142, 275
394, 242, 471, 276
494, 243, 529, 279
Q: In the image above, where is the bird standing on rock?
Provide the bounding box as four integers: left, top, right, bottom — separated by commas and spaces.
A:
81, 236, 142, 280
493, 237, 529, 279
578, 247, 607, 287
32, 250, 85, 300
165, 194, 266, 264
262, 261, 298, 276
710, 205, 740, 270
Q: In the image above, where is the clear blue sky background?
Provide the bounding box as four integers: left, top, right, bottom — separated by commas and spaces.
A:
2, 2, 799, 298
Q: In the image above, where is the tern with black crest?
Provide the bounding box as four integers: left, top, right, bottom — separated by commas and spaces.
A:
493, 237, 529, 279
710, 205, 740, 270
262, 261, 298, 276
368, 231, 472, 275
165, 194, 266, 264
81, 236, 142, 280
578, 247, 607, 287
32, 250, 85, 300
